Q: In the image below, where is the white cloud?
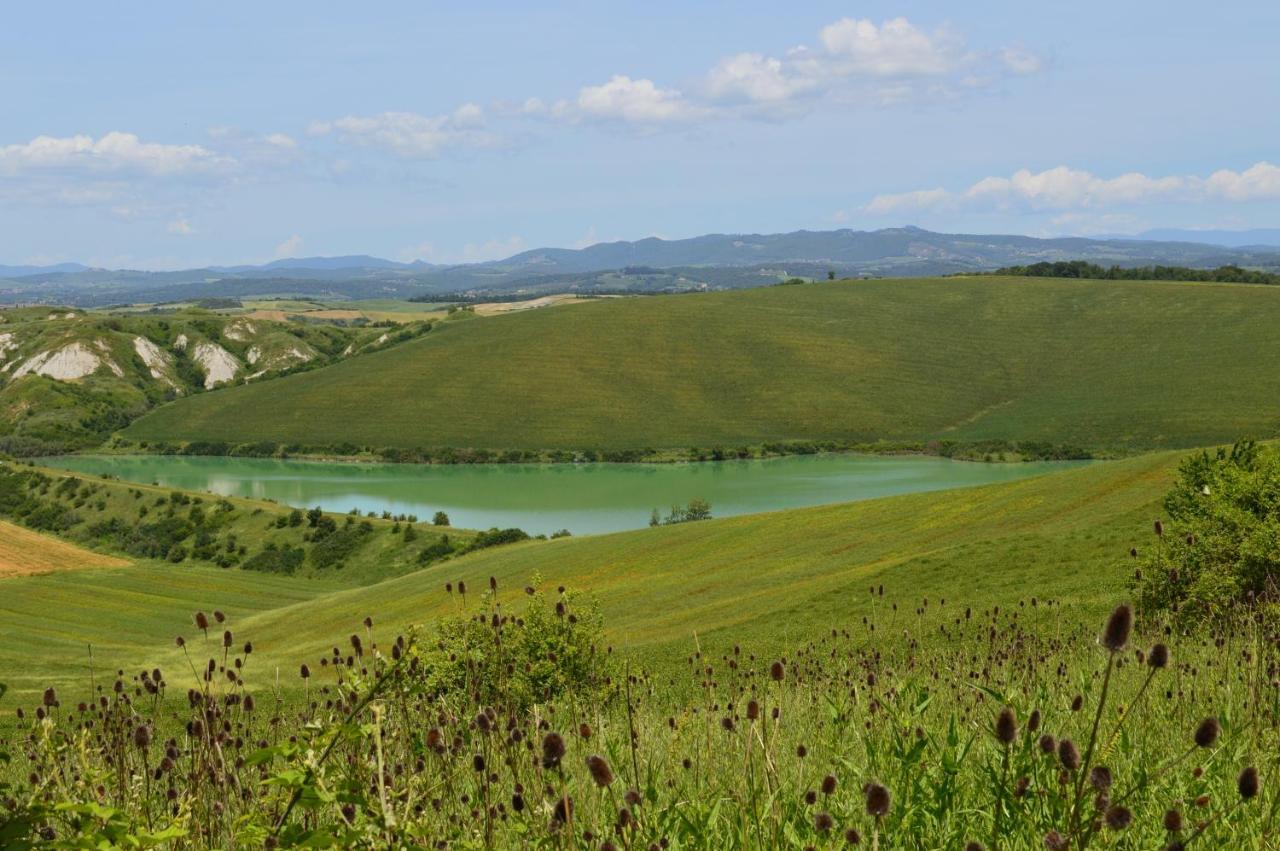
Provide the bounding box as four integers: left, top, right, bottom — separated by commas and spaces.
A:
1001, 46, 1044, 75
694, 17, 1037, 116
1204, 161, 1280, 201
568, 76, 703, 124
0, 132, 230, 176
864, 162, 1280, 214
817, 17, 960, 76
167, 216, 194, 235
273, 234, 304, 259
705, 53, 816, 104
309, 104, 498, 158
263, 133, 297, 149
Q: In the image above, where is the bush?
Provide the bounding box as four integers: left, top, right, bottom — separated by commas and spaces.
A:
242, 544, 306, 574
309, 525, 370, 569
414, 579, 613, 710
468, 527, 530, 551
1133, 440, 1280, 625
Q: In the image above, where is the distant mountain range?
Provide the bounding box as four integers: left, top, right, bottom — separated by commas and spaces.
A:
4, 226, 1280, 306
1117, 228, 1280, 248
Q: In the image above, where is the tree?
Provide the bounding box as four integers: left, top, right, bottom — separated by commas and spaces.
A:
306, 506, 324, 528
433, 510, 450, 527
649, 508, 661, 527
827, 269, 836, 280
403, 524, 418, 543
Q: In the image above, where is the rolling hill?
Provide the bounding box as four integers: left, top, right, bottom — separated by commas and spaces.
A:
0, 448, 1176, 696
126, 276, 1280, 455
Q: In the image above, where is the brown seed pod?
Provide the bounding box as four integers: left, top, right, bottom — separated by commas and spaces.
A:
995, 707, 1017, 745
1194, 717, 1220, 748
585, 755, 614, 788
1101, 604, 1132, 652
1238, 766, 1260, 801
864, 783, 890, 817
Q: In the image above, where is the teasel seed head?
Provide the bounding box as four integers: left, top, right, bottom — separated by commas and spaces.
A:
770, 660, 785, 681
864, 782, 890, 817
1194, 717, 1220, 748
541, 731, 566, 768
821, 774, 837, 795
1163, 808, 1183, 832
996, 707, 1017, 745
814, 811, 834, 832
1101, 604, 1133, 652
1089, 765, 1112, 791
1147, 643, 1169, 669
1104, 805, 1132, 830
1058, 738, 1081, 771
1238, 766, 1259, 801
585, 754, 614, 787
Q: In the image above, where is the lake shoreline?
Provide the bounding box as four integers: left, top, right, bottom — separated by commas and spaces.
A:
87, 435, 1100, 468
34, 452, 1094, 537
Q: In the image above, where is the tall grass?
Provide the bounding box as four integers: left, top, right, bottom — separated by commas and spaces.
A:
3, 580, 1275, 848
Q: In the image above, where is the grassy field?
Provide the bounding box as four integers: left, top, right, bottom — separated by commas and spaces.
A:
0, 518, 127, 577
12, 448, 1273, 849
124, 276, 1280, 456
0, 449, 1176, 699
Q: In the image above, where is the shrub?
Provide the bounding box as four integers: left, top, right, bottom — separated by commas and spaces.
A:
242, 544, 306, 574
1133, 440, 1280, 625
415, 580, 613, 710
468, 527, 531, 551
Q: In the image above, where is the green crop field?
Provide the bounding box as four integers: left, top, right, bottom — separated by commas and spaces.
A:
124, 277, 1280, 456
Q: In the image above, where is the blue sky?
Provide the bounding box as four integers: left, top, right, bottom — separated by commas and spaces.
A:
2, 1, 1278, 268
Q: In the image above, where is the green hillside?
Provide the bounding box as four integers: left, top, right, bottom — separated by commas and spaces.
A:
0, 306, 423, 454
1, 450, 1176, 696
124, 277, 1280, 455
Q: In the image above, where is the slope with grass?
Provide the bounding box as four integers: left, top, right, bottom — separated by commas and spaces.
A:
125, 277, 1280, 455
0, 306, 405, 453
0, 519, 128, 577
0, 449, 1178, 698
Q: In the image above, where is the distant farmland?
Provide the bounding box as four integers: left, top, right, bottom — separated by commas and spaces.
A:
126, 276, 1280, 455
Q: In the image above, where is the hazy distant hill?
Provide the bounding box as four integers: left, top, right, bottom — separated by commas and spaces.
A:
4, 227, 1280, 305
1124, 228, 1280, 247
0, 262, 89, 278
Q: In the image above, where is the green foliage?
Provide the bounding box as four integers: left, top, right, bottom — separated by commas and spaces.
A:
467, 527, 530, 551
658, 497, 712, 524
1133, 440, 1280, 625
990, 260, 1280, 284
308, 524, 371, 569
416, 580, 613, 710
243, 544, 306, 574
432, 510, 449, 526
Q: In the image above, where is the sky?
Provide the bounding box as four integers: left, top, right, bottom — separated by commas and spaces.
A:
2, 1, 1278, 269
